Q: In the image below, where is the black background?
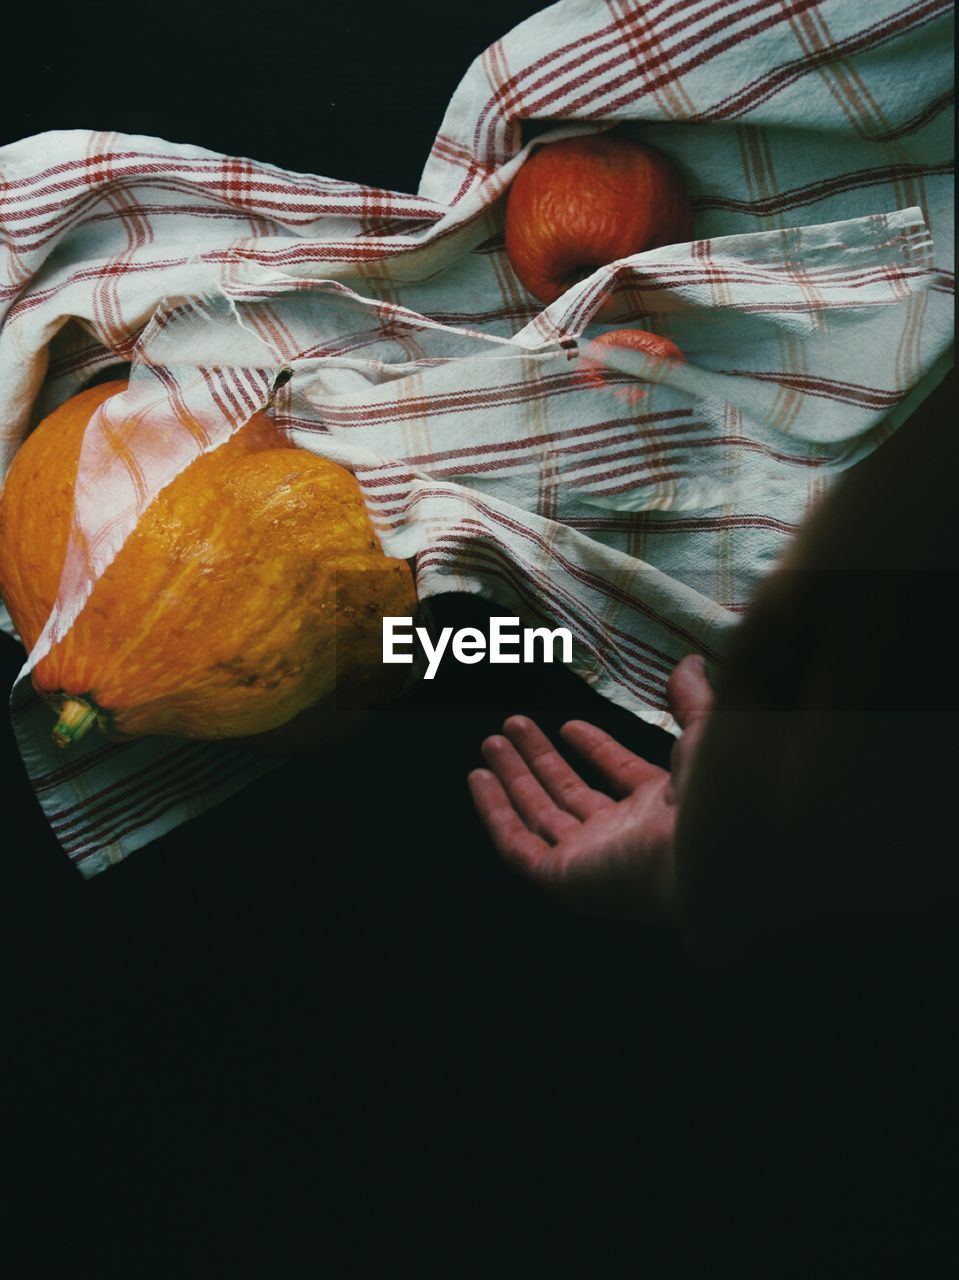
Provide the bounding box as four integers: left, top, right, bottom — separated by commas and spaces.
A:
2, 3, 955, 1274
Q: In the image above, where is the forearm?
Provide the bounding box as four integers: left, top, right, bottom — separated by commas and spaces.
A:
671, 370, 958, 966
673, 694, 955, 968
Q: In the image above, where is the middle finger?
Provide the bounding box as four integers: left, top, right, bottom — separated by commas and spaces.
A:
481, 734, 581, 843
501, 715, 613, 820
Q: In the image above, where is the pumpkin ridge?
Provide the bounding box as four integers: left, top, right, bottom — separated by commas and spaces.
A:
2, 382, 416, 745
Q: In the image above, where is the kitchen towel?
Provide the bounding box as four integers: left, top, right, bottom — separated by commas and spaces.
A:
0, 0, 952, 875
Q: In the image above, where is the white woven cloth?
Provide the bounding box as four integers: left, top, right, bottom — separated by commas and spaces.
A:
0, 0, 952, 875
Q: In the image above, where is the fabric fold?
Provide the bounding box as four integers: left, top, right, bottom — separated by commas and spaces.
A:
0, 0, 952, 875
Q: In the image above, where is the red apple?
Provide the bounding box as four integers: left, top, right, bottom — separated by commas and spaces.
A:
576, 327, 685, 402
505, 135, 693, 305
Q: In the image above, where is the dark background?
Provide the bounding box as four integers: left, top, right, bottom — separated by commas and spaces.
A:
2, 3, 954, 1274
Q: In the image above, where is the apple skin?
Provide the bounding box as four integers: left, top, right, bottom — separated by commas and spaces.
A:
505, 136, 693, 305
588, 328, 685, 363
577, 327, 685, 401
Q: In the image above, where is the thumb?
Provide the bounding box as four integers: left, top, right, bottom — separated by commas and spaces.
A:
667, 654, 714, 729
665, 655, 714, 806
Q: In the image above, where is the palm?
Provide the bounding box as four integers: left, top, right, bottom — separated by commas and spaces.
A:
468, 655, 713, 924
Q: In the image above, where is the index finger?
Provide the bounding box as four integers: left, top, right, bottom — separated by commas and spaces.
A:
559, 720, 663, 796
502, 715, 613, 819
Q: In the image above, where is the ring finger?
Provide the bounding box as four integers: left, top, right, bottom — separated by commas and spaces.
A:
481, 734, 581, 843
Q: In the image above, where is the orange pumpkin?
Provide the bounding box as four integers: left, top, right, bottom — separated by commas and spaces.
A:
0, 380, 416, 747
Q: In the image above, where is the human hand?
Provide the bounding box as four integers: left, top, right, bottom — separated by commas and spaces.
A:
467, 654, 713, 924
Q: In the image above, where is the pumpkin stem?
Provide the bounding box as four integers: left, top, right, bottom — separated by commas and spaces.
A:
53, 698, 98, 748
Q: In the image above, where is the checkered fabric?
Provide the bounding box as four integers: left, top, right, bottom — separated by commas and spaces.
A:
0, 0, 952, 876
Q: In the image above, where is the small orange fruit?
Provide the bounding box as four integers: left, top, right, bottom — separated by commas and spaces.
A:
577, 327, 685, 402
